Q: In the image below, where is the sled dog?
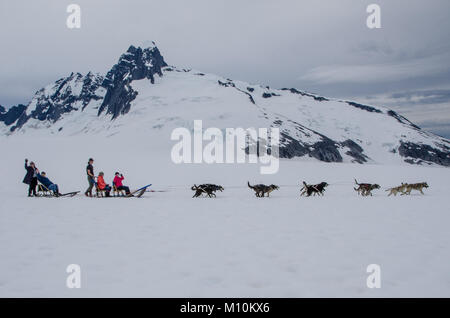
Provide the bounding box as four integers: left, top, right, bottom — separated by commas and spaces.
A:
300, 181, 329, 197
248, 182, 279, 197
354, 179, 380, 196
402, 182, 429, 195
192, 184, 224, 198
386, 183, 407, 196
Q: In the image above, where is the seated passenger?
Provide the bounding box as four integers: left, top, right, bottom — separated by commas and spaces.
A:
97, 172, 111, 197
113, 172, 131, 195
37, 172, 60, 196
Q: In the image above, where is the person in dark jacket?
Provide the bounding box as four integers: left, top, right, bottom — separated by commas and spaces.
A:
85, 158, 95, 197
23, 159, 38, 197
37, 172, 60, 196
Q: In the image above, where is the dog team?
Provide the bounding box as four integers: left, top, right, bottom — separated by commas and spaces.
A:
191, 180, 429, 198
23, 157, 429, 199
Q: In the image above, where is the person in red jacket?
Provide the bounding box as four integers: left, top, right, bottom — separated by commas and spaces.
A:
113, 172, 131, 195
97, 172, 111, 197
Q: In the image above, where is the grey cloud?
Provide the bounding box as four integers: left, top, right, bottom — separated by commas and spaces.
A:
299, 51, 450, 84
419, 123, 450, 139
390, 90, 450, 106
0, 0, 449, 139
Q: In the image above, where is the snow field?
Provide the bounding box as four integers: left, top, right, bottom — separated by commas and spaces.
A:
0, 136, 449, 297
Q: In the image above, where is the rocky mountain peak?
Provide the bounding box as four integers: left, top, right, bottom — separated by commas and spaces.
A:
98, 43, 167, 119
1, 43, 449, 167
2, 72, 105, 132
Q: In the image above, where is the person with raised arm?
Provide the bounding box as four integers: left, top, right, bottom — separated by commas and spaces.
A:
23, 159, 39, 197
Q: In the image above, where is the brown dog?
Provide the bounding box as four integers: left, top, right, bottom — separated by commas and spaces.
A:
354, 179, 380, 196
402, 182, 429, 195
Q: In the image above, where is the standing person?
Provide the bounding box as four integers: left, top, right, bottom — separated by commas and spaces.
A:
113, 172, 131, 195
23, 159, 38, 197
85, 158, 95, 197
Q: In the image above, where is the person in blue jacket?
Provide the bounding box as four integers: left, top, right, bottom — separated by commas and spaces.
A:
37, 172, 61, 196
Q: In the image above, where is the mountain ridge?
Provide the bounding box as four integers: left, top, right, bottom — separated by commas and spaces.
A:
1, 43, 449, 166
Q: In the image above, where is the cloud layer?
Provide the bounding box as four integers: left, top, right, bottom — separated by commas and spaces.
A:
0, 0, 449, 137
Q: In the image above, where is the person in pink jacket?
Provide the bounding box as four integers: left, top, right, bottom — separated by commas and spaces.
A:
113, 172, 131, 195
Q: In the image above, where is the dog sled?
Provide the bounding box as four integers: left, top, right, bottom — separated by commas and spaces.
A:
36, 183, 79, 198
94, 184, 152, 198
128, 184, 152, 198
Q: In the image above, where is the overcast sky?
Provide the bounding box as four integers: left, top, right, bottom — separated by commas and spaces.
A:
1, 0, 449, 137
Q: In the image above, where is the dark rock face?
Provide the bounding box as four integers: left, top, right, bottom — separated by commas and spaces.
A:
280, 136, 369, 163
346, 101, 382, 113
218, 80, 255, 104
398, 141, 450, 166
98, 44, 167, 119
80, 72, 106, 110
279, 132, 343, 162
218, 80, 231, 87
274, 118, 343, 162
276, 119, 369, 163
281, 88, 329, 102
273, 118, 344, 162
387, 110, 421, 129
6, 72, 104, 131
0, 104, 27, 126
279, 133, 310, 158
309, 139, 343, 162
340, 139, 368, 163
237, 89, 255, 105
31, 72, 103, 122
10, 112, 29, 132
262, 92, 278, 98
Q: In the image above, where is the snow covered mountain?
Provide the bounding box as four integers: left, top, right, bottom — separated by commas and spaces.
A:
1, 42, 449, 166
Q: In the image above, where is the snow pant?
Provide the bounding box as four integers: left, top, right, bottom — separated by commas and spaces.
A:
48, 184, 59, 195
117, 185, 130, 195
28, 177, 37, 196
86, 176, 94, 195
103, 185, 112, 197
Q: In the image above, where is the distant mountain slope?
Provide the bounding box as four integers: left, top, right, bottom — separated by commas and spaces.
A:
1, 43, 449, 166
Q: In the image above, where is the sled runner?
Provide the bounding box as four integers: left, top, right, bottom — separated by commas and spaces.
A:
37, 183, 79, 198
127, 184, 152, 198
36, 183, 53, 197
59, 191, 80, 197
